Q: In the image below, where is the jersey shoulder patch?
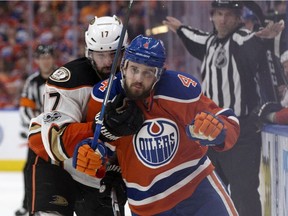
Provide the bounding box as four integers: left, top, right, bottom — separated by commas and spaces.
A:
50, 67, 71, 82
48, 57, 100, 88
92, 72, 123, 101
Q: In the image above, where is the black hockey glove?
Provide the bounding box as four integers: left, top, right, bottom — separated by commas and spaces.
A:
94, 94, 144, 142
98, 165, 127, 207
256, 102, 282, 122
251, 102, 282, 130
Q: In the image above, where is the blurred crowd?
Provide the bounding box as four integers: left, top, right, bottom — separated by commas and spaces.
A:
0, 1, 287, 109
0, 1, 149, 109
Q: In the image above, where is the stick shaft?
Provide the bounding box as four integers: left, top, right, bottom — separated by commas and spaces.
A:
92, 0, 133, 149
111, 188, 121, 216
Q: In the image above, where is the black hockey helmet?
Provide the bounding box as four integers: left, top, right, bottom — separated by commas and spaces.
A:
35, 44, 54, 57
210, 0, 243, 17
211, 0, 243, 9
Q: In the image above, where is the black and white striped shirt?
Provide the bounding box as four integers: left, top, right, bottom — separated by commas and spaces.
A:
19, 71, 47, 135
177, 25, 268, 117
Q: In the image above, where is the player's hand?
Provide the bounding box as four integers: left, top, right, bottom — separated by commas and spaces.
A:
99, 165, 127, 207
72, 138, 106, 177
255, 19, 284, 38
162, 16, 182, 33
186, 112, 226, 146
94, 94, 144, 142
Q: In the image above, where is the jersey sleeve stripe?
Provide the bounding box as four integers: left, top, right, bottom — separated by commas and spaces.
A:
19, 97, 37, 109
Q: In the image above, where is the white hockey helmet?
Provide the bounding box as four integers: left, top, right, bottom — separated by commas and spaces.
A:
85, 15, 128, 52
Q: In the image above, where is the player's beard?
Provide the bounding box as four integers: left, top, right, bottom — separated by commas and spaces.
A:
100, 67, 112, 74
98, 66, 116, 80
123, 81, 151, 100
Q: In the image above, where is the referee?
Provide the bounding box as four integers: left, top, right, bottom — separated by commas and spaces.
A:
163, 1, 284, 216
15, 44, 56, 216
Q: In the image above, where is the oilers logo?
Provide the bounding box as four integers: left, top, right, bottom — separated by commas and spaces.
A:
133, 118, 179, 168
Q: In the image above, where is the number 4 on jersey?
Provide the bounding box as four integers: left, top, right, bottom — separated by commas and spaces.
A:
178, 74, 197, 88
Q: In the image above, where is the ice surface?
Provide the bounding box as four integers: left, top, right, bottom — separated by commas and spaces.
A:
0, 172, 131, 216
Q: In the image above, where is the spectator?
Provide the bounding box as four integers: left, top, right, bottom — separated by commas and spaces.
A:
15, 44, 56, 216
0, 1, 148, 109
281, 50, 288, 76
0, 55, 26, 108
242, 7, 260, 31
79, 2, 110, 25
0, 58, 14, 108
265, 1, 287, 58
163, 1, 284, 215
278, 50, 288, 107
256, 50, 288, 126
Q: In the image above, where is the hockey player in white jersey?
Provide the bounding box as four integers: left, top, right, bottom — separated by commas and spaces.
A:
27, 15, 131, 216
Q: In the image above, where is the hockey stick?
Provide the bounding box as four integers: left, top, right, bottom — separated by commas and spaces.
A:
243, 1, 282, 102
111, 187, 121, 216
93, 2, 133, 214
92, 0, 134, 150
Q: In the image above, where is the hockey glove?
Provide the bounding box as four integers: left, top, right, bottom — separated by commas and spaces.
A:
186, 111, 226, 146
250, 102, 283, 130
99, 165, 127, 207
72, 138, 106, 177
256, 102, 282, 123
94, 94, 144, 142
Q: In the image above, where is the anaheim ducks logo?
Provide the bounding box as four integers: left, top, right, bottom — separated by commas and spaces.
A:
50, 67, 71, 82
133, 118, 179, 168
49, 195, 68, 206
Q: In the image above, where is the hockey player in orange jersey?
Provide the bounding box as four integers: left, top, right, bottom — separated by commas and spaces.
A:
73, 35, 241, 216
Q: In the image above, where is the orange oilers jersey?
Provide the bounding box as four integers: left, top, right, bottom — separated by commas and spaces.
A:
89, 70, 240, 215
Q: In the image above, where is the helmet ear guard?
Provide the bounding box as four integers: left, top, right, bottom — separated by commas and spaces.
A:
85, 15, 128, 52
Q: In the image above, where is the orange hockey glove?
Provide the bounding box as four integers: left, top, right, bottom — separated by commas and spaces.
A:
186, 111, 226, 146
72, 138, 106, 177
